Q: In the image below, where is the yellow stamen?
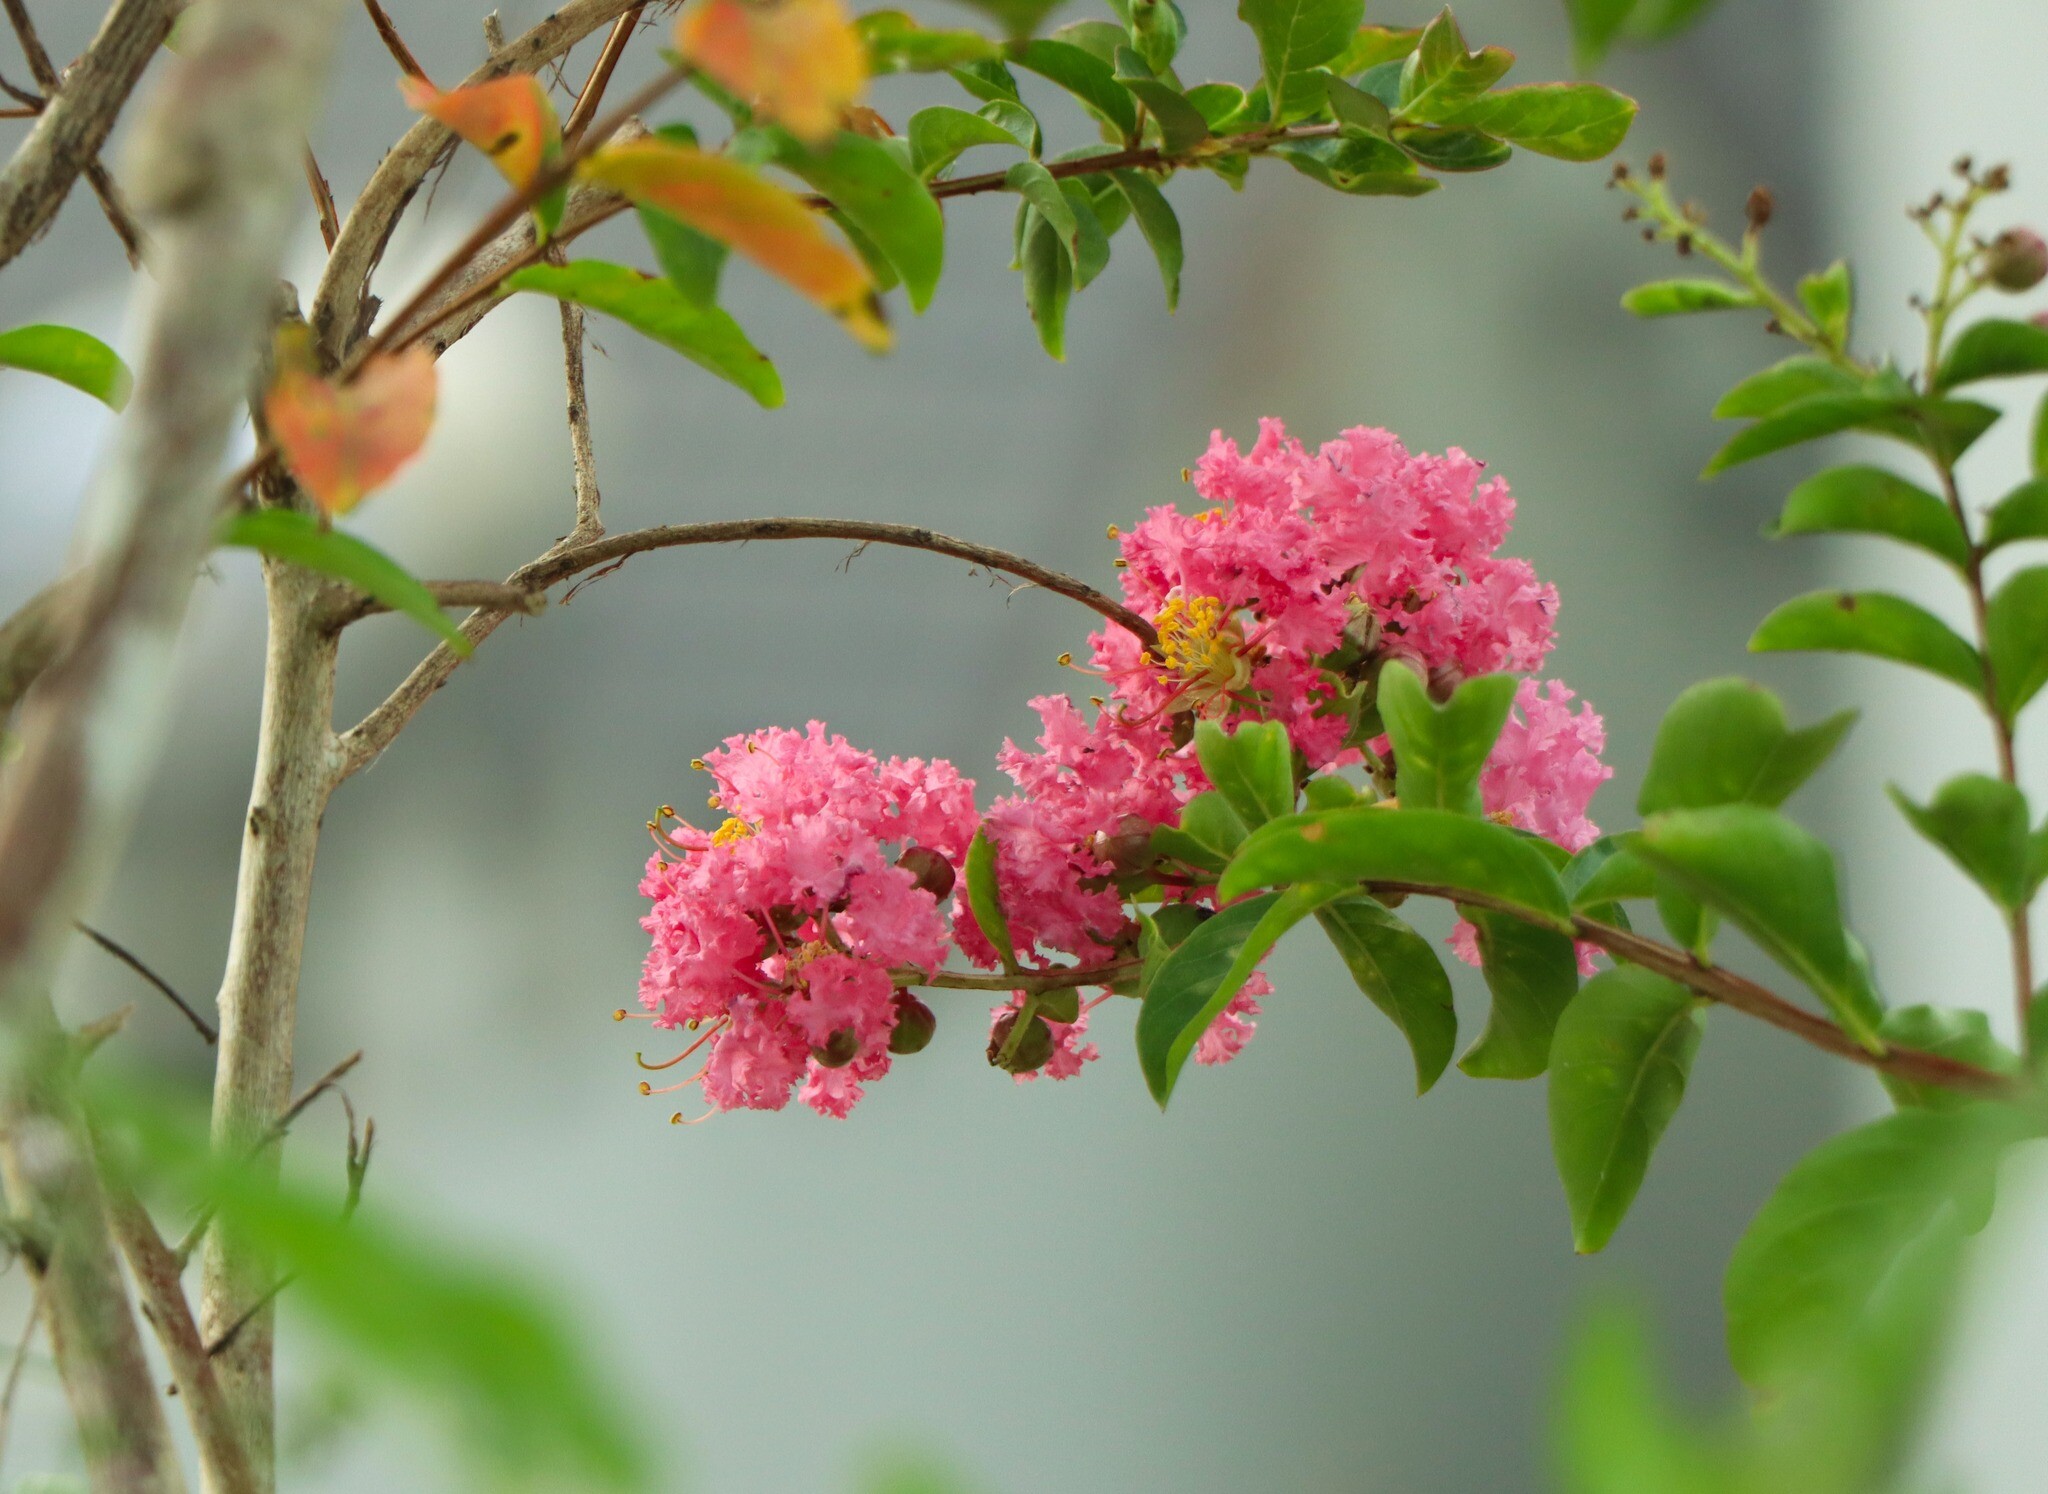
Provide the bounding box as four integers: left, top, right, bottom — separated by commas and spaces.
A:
711, 816, 756, 847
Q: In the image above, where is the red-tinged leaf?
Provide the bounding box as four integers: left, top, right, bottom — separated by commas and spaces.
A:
580, 139, 889, 350
675, 0, 867, 142
265, 347, 438, 517
399, 74, 561, 192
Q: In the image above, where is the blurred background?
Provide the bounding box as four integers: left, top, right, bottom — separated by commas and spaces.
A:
3, 0, 2045, 1488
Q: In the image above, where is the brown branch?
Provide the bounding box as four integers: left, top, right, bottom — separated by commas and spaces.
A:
555, 252, 603, 541
73, 921, 217, 1044
359, 0, 426, 79
0, 0, 169, 268
318, 578, 546, 629
910, 961, 1139, 994
563, 2, 643, 143
302, 142, 339, 251
1366, 881, 2013, 1096
331, 518, 1155, 780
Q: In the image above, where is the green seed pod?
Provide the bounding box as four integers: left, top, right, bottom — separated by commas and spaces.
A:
887, 992, 936, 1055
1986, 228, 2048, 292
812, 1027, 860, 1069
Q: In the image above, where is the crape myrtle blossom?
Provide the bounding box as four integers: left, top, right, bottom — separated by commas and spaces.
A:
632, 421, 1611, 1117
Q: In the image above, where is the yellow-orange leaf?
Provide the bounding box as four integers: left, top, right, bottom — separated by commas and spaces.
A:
266, 347, 438, 517
399, 74, 560, 190
580, 139, 889, 350
675, 0, 866, 143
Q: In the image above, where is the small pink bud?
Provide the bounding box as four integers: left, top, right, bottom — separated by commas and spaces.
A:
888, 992, 936, 1055
1986, 228, 2048, 292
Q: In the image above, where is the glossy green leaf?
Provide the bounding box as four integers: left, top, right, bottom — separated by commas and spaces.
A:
907, 105, 1026, 179
1056, 178, 1111, 287
856, 11, 1002, 72
1458, 909, 1580, 1080
1379, 663, 1516, 815
0, 322, 132, 410
1936, 316, 2048, 390
1725, 1104, 2021, 1390
1164, 790, 1249, 867
1701, 394, 1910, 474
1138, 885, 1342, 1104
1183, 81, 1249, 129
1712, 355, 1863, 419
637, 206, 727, 307
1009, 38, 1139, 134
1320, 69, 1392, 137
1878, 1006, 2020, 1111
1438, 83, 1636, 161
2035, 387, 2048, 479
1397, 9, 1513, 121
1194, 718, 1296, 827
1110, 169, 1182, 310
1983, 477, 2048, 552
1548, 967, 1704, 1252
1111, 47, 1209, 151
1049, 18, 1124, 60
1329, 24, 1422, 74
219, 510, 470, 655
1889, 773, 2030, 909
1565, 835, 1658, 909
1799, 260, 1853, 345
950, 57, 1024, 104
1395, 125, 1513, 172
1767, 465, 1969, 569
770, 130, 945, 313
1220, 805, 1574, 927
1985, 565, 2048, 719
1019, 209, 1071, 358
1237, 0, 1364, 116
1638, 677, 1857, 816
1558, 1305, 1719, 1494
1635, 805, 1884, 1050
1749, 590, 1983, 696
1315, 895, 1457, 1093
965, 827, 1018, 970
1654, 885, 1716, 963
1006, 159, 1080, 259
1272, 134, 1436, 196
1621, 279, 1756, 316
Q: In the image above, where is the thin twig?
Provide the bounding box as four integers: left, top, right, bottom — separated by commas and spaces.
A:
562, 2, 643, 143
318, 578, 545, 629
0, 67, 39, 108
302, 142, 339, 250
359, 0, 426, 78
554, 249, 603, 541
73, 921, 216, 1044
0, 0, 149, 264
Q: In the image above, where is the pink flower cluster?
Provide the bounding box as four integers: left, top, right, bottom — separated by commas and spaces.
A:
634, 420, 1612, 1117
637, 723, 975, 1117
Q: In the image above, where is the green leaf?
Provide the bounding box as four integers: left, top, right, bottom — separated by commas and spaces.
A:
770, 130, 946, 313
1009, 38, 1139, 134
1395, 125, 1512, 173
1272, 134, 1436, 196
1797, 259, 1853, 345
1558, 1304, 1718, 1494
1329, 24, 1422, 74
1712, 355, 1863, 419
1634, 805, 1884, 1050
1006, 159, 1080, 258
1378, 664, 1516, 816
1438, 83, 1637, 161
1183, 81, 1249, 129
1315, 895, 1457, 1093
1019, 210, 1071, 359
856, 10, 1003, 72
219, 510, 470, 656
1563, 0, 1635, 69
907, 105, 1026, 179
1637, 677, 1857, 816
1767, 464, 1970, 569
950, 57, 1023, 103
1109, 169, 1181, 310
1320, 69, 1392, 137
1137, 884, 1342, 1105
1621, 279, 1757, 316
1565, 835, 1658, 909
1237, 0, 1365, 118
1936, 316, 2048, 390
1152, 789, 1248, 873
1654, 885, 1716, 963
946, 0, 1069, 39
1878, 1006, 2020, 1111
1548, 967, 1704, 1253
2036, 387, 2048, 479
1194, 718, 1296, 827
637, 206, 727, 307
1889, 773, 2031, 909
1983, 477, 2048, 552
1110, 48, 1210, 152
1220, 806, 1574, 929
1056, 178, 1111, 288
1703, 389, 1998, 475
1397, 9, 1514, 122
504, 260, 781, 407
1985, 565, 2048, 719
1749, 589, 1983, 696
1458, 909, 1580, 1080
0, 323, 132, 410
1724, 1105, 2022, 1390
965, 828, 1018, 970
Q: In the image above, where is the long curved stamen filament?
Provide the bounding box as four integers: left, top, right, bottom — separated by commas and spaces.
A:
671, 1108, 718, 1125
639, 1070, 704, 1096
635, 1018, 727, 1069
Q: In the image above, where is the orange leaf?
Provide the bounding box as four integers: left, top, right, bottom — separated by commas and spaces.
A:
675, 0, 866, 143
399, 74, 561, 191
580, 139, 889, 350
266, 347, 438, 517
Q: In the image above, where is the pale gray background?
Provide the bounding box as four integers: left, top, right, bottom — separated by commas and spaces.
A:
1, 0, 2036, 1489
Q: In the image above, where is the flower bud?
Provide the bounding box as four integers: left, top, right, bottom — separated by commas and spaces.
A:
1340, 608, 1382, 657
1090, 814, 1157, 875
1427, 663, 1465, 704
1986, 229, 2048, 292
896, 846, 955, 900
987, 1011, 1054, 1074
812, 1027, 860, 1069
888, 992, 936, 1055
1745, 186, 1774, 233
